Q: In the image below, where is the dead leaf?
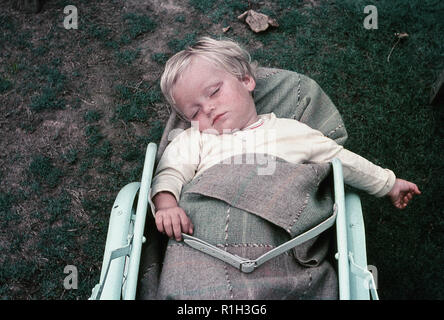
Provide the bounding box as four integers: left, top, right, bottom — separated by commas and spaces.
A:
238, 10, 279, 33
387, 32, 409, 63
237, 11, 248, 20
395, 32, 409, 39
222, 26, 231, 33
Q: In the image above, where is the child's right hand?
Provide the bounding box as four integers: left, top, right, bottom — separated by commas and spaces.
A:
155, 206, 194, 241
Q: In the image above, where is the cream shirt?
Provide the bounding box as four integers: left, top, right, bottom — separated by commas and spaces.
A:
150, 113, 396, 209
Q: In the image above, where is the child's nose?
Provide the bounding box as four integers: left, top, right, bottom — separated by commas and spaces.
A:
202, 104, 215, 115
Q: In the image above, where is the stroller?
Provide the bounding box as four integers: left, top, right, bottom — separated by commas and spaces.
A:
89, 67, 379, 300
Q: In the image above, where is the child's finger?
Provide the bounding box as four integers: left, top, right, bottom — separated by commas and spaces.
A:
401, 198, 408, 208
163, 217, 174, 239
410, 183, 421, 194
181, 217, 192, 235
177, 211, 189, 234
178, 209, 193, 236
404, 196, 410, 205
155, 213, 165, 234
171, 215, 183, 241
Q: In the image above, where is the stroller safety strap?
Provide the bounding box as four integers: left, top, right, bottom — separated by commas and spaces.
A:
348, 253, 379, 300
90, 243, 132, 300
182, 204, 338, 273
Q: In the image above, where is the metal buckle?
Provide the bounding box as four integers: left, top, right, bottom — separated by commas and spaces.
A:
240, 260, 256, 273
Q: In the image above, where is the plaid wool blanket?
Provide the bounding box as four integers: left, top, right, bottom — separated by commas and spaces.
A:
154, 157, 338, 300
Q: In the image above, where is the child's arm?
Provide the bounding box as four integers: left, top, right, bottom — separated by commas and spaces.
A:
150, 128, 200, 240
387, 178, 421, 209
153, 191, 194, 241
301, 122, 422, 208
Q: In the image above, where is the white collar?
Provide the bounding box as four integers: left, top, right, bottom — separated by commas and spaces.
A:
242, 117, 264, 131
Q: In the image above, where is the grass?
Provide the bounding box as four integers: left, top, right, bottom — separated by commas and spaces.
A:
29, 61, 67, 111
0, 192, 19, 228
0, 0, 443, 300
123, 13, 157, 39
0, 75, 13, 93
114, 82, 162, 122
28, 155, 63, 190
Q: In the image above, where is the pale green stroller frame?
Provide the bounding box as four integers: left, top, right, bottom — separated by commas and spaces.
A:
90, 68, 379, 300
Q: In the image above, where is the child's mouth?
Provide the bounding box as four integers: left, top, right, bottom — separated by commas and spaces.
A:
212, 112, 227, 125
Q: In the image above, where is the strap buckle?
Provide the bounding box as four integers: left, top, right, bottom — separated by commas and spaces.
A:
182, 205, 338, 273
240, 260, 256, 273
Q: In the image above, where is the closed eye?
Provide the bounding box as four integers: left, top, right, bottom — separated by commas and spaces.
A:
210, 87, 220, 97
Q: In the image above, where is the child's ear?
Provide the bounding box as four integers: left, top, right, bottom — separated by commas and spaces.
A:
241, 74, 256, 92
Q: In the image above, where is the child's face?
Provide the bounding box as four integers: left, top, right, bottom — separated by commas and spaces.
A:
172, 56, 257, 134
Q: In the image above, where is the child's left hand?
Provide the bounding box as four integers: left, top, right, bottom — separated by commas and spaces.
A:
387, 178, 421, 209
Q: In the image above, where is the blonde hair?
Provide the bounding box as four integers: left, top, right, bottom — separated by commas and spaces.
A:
160, 36, 257, 117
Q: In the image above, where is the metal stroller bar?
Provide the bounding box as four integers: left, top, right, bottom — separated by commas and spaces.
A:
123, 142, 157, 299
332, 158, 350, 300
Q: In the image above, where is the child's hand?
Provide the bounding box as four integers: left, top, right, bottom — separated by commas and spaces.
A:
155, 206, 194, 241
387, 178, 421, 209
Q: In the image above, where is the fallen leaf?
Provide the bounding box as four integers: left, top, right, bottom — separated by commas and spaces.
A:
237, 11, 248, 20
238, 9, 279, 33
387, 33, 409, 62
395, 32, 409, 39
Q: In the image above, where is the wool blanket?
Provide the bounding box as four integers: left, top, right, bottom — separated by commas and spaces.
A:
155, 156, 338, 300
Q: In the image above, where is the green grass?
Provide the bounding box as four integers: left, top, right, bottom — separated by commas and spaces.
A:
167, 32, 198, 52
0, 75, 13, 93
151, 52, 169, 65
83, 110, 102, 123
0, 192, 19, 228
190, 0, 248, 24
115, 48, 140, 66
113, 82, 162, 122
27, 61, 67, 112
123, 13, 157, 39
44, 191, 72, 224
28, 155, 63, 189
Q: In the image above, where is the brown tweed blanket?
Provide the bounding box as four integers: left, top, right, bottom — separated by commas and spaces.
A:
155, 156, 338, 300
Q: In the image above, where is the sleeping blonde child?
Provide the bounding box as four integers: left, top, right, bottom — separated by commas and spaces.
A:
151, 37, 421, 242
